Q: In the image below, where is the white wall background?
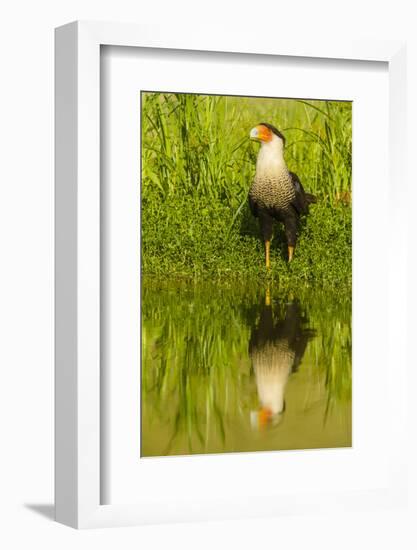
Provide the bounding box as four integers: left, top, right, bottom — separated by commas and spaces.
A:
0, 1, 416, 548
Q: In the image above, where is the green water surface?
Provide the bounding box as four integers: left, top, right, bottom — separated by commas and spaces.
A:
141, 280, 351, 457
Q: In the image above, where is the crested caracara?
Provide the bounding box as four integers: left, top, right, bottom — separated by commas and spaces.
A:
249, 290, 315, 429
249, 123, 316, 266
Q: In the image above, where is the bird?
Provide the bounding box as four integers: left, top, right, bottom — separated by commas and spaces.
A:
248, 123, 316, 266
249, 289, 315, 429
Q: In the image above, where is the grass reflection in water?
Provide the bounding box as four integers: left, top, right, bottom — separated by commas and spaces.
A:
141, 280, 351, 457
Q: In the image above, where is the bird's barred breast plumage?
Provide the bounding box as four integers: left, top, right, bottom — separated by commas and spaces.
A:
249, 169, 296, 213
251, 340, 296, 372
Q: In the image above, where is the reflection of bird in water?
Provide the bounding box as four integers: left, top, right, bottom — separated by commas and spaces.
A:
249, 291, 315, 429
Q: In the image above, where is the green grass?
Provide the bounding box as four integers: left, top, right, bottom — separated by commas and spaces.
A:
141, 92, 352, 286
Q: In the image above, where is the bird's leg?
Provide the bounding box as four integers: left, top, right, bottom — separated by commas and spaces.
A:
260, 214, 273, 269
265, 283, 271, 306
265, 240, 271, 269
283, 214, 298, 263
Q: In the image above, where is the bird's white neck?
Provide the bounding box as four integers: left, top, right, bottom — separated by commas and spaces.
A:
255, 359, 291, 415
256, 140, 287, 178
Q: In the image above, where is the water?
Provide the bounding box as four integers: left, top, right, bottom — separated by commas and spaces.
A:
141, 280, 351, 457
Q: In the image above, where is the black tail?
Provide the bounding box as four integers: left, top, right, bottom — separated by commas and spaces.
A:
305, 193, 317, 205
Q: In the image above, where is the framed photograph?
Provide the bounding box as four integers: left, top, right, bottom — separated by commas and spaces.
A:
55, 21, 407, 528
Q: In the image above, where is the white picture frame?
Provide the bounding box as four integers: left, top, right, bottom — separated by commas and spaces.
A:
55, 21, 407, 529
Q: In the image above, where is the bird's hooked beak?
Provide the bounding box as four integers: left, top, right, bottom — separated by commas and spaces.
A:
250, 126, 260, 141
250, 401, 286, 430
250, 407, 276, 430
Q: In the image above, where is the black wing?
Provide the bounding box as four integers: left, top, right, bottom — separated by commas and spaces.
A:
291, 327, 316, 373
248, 194, 258, 217
289, 171, 309, 215
277, 302, 316, 373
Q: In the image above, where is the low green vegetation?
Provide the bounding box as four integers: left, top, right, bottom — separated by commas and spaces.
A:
141, 92, 352, 286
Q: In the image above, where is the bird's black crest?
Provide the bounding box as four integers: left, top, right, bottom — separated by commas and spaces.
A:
259, 122, 286, 145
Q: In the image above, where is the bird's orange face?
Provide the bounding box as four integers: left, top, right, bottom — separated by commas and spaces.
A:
258, 406, 273, 428
249, 124, 273, 143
